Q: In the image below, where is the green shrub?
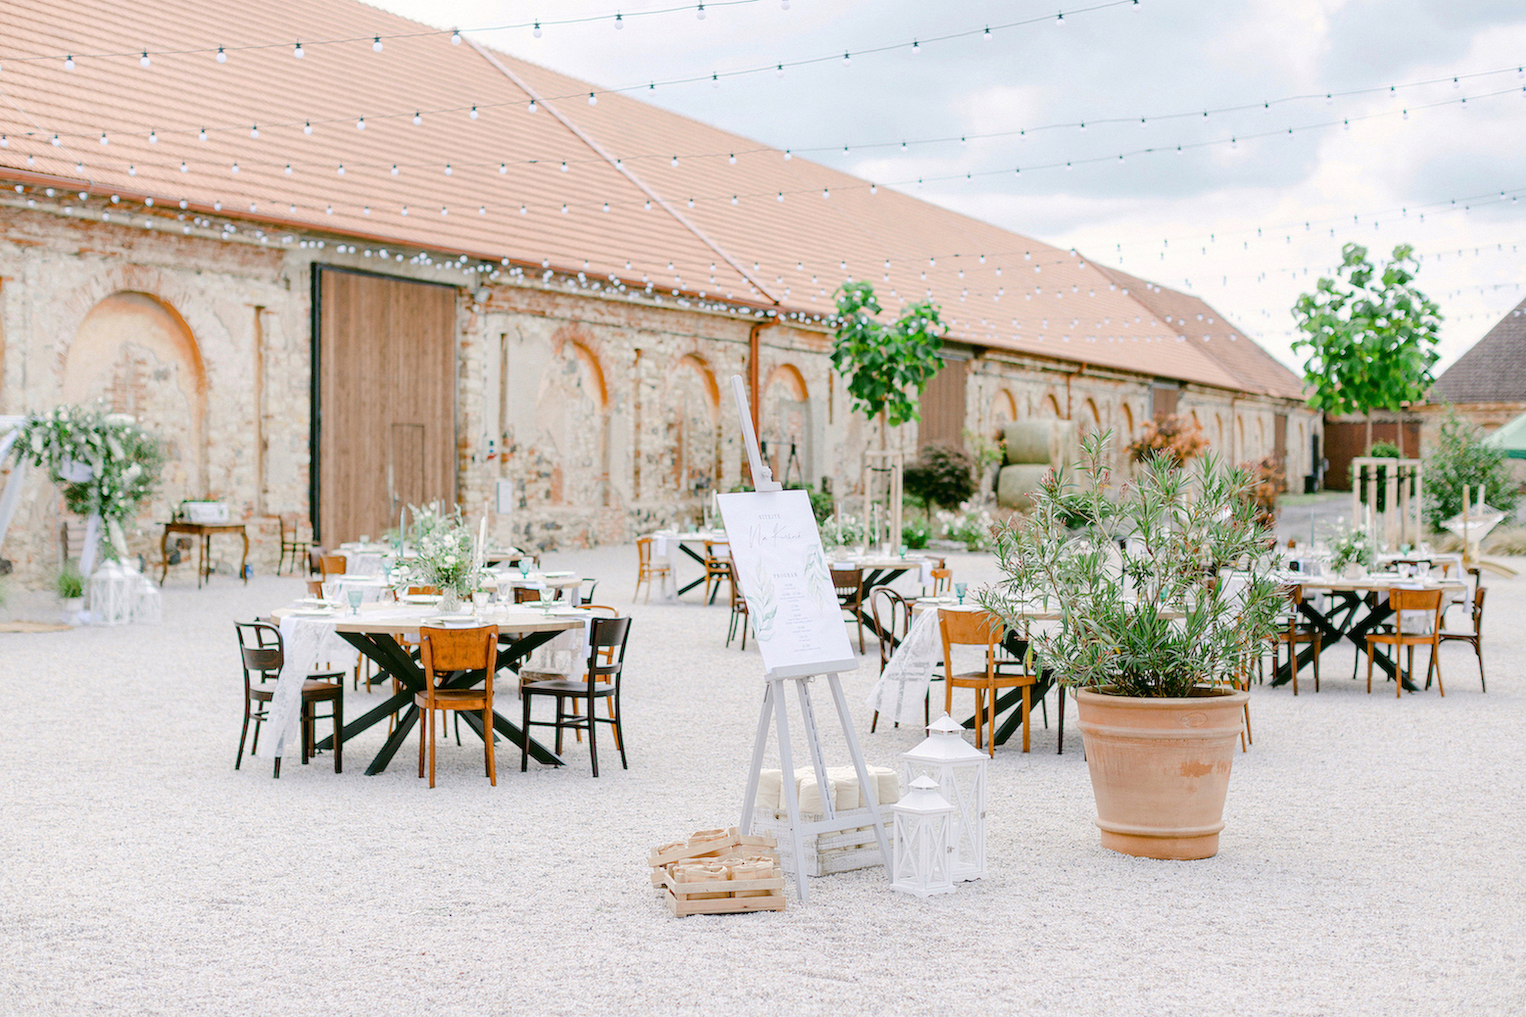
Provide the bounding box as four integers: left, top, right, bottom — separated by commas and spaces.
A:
56, 563, 84, 600
1423, 409, 1520, 532
901, 519, 931, 550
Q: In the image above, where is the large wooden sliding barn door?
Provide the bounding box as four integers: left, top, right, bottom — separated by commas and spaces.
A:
313, 267, 456, 545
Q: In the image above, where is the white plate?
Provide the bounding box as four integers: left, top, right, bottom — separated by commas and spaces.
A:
421, 616, 483, 627
288, 608, 337, 618
539, 570, 576, 578
402, 593, 440, 604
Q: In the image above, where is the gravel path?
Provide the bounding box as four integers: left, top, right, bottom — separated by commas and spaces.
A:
2, 547, 1523, 1016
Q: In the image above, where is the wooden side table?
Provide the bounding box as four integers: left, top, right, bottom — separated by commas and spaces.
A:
160, 521, 249, 588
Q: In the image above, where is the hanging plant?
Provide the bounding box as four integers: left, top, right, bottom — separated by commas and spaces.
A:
13, 405, 165, 555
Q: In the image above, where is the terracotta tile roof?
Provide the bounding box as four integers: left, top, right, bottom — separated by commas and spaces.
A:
1093, 266, 1307, 399
0, 0, 1302, 397
1428, 296, 1526, 404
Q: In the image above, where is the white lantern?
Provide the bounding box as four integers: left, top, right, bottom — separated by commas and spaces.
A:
87, 560, 138, 626
902, 713, 988, 881
890, 774, 957, 897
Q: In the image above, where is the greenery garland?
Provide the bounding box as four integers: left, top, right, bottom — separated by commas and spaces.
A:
13, 405, 165, 547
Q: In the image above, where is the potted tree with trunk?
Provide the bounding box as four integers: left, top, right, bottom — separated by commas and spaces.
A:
981, 431, 1283, 859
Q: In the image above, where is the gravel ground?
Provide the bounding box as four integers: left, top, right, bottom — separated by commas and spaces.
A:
2, 546, 1523, 1016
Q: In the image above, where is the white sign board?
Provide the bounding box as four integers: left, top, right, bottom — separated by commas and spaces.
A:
718, 489, 859, 680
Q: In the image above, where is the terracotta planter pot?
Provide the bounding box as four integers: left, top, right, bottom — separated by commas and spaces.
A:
1075, 686, 1249, 860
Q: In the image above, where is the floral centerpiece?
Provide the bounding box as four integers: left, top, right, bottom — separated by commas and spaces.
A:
402, 510, 490, 612
934, 501, 1000, 552
1326, 520, 1373, 575
13, 405, 164, 566
820, 511, 865, 550
979, 432, 1285, 859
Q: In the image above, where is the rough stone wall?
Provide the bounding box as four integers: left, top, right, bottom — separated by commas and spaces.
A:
0, 200, 1317, 591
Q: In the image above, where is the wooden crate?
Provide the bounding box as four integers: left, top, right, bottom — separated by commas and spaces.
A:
751, 809, 890, 878
648, 828, 786, 917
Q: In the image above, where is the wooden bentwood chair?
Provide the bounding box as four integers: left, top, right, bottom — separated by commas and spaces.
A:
830, 566, 867, 654
940, 608, 1038, 755
633, 536, 671, 603
522, 615, 633, 777
1271, 584, 1322, 695
234, 621, 343, 778
1438, 584, 1487, 692
702, 539, 734, 605
276, 514, 310, 576
416, 625, 499, 787
1366, 587, 1445, 698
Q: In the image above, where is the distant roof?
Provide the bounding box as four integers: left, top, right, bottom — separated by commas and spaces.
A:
0, 0, 1300, 398
1429, 296, 1526, 404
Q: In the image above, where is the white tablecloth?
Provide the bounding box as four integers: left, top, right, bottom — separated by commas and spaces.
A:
865, 607, 943, 727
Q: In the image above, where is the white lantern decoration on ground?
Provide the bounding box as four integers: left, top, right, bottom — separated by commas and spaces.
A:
890, 775, 957, 897
902, 713, 988, 881
87, 559, 139, 625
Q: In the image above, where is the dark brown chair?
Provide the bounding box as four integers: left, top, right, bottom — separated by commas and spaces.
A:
522, 616, 632, 776
234, 621, 343, 778
514, 586, 543, 604
869, 587, 915, 733
277, 514, 310, 576
830, 566, 867, 654
416, 625, 499, 787
1272, 585, 1322, 694
1439, 584, 1487, 692
703, 539, 734, 605
1366, 587, 1445, 697
940, 608, 1039, 755
726, 557, 751, 650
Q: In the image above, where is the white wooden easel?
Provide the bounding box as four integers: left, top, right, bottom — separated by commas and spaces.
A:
725, 376, 891, 903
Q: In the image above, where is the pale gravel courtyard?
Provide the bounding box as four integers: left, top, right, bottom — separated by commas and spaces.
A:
2, 546, 1523, 1016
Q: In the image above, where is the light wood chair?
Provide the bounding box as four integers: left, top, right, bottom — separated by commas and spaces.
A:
1438, 584, 1487, 692
940, 608, 1038, 755
830, 566, 867, 654
1367, 587, 1445, 697
277, 514, 310, 576
703, 539, 734, 605
633, 536, 671, 603
416, 625, 499, 787
1272, 585, 1322, 694
234, 621, 343, 778
319, 554, 348, 581
930, 568, 953, 596
522, 616, 632, 777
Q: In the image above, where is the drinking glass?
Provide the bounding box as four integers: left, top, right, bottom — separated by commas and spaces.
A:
955, 582, 968, 605
321, 581, 339, 602
347, 588, 363, 615
358, 534, 371, 545
898, 544, 908, 559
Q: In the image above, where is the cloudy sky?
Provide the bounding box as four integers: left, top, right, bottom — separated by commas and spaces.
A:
370, 0, 1526, 374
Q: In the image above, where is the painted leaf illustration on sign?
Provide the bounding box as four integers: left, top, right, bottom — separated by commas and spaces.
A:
752, 564, 779, 641
805, 545, 833, 616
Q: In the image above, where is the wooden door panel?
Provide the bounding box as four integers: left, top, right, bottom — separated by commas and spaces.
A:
317, 268, 455, 545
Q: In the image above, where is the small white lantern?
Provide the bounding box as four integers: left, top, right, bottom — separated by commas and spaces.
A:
890, 774, 957, 897
902, 713, 988, 881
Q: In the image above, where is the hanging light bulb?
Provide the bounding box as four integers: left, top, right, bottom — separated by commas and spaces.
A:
520, 204, 528, 215
356, 117, 366, 130
783, 150, 792, 161
777, 192, 784, 202
451, 29, 462, 45
373, 36, 383, 52
870, 183, 878, 194
644, 200, 652, 210
216, 47, 226, 63
711, 73, 719, 88
64, 54, 75, 69
671, 155, 679, 167
304, 122, 313, 135
527, 100, 537, 113
338, 164, 346, 175
140, 51, 151, 67
250, 125, 259, 138
614, 13, 623, 29
533, 21, 542, 37
413, 111, 422, 125
293, 42, 304, 59
843, 51, 851, 65
687, 197, 695, 207
99, 133, 108, 145
443, 164, 452, 175
180, 161, 189, 172
697, 3, 706, 19
147, 130, 157, 144
469, 106, 478, 119
588, 92, 597, 105
731, 195, 738, 205
230, 162, 239, 173
822, 188, 830, 199
499, 163, 507, 174
391, 164, 399, 175
284, 164, 292, 175
560, 161, 568, 172
776, 63, 784, 77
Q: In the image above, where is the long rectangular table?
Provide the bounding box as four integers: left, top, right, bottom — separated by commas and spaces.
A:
1273, 573, 1466, 691
266, 603, 584, 774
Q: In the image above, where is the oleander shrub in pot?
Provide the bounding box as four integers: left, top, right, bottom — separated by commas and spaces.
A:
981, 431, 1284, 859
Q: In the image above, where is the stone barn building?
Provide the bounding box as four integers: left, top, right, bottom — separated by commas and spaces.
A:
0, 0, 1315, 585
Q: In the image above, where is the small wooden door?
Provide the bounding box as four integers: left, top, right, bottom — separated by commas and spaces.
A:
315, 268, 456, 544
917, 357, 968, 450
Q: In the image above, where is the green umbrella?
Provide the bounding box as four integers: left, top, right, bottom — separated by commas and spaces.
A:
1482, 410, 1526, 460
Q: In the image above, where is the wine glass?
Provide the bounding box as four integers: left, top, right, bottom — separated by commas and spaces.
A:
347, 588, 363, 615
955, 582, 968, 605
321, 580, 339, 603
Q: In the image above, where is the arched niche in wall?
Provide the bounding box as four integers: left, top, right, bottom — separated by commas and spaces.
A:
1120, 402, 1135, 439
666, 353, 721, 500
62, 291, 208, 509
990, 388, 1018, 436
761, 363, 810, 488
1038, 393, 1062, 419
532, 330, 610, 507
1082, 398, 1101, 434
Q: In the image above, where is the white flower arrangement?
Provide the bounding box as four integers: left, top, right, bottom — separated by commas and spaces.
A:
935, 501, 1000, 551
403, 510, 489, 597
